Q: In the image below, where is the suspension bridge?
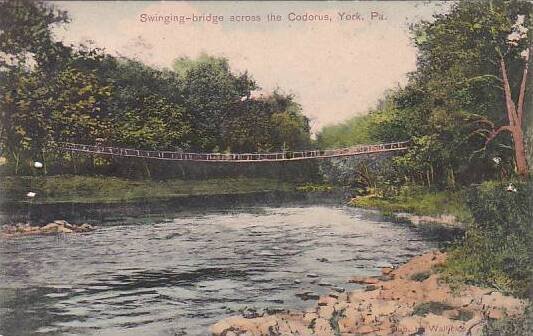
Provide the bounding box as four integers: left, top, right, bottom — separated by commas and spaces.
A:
55, 141, 409, 162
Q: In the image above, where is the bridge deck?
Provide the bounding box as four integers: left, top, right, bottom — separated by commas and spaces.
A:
55, 141, 409, 162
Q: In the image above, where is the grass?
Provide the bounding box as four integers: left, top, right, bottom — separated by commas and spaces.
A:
0, 175, 297, 204
349, 189, 472, 223
482, 303, 532, 335
440, 181, 531, 298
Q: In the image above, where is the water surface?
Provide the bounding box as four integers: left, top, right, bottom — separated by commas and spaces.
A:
0, 205, 435, 335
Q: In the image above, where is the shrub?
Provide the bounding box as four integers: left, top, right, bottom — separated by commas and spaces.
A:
482, 303, 532, 335
410, 271, 431, 282
443, 180, 532, 298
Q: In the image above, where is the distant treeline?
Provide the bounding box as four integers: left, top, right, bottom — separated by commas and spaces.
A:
0, 1, 311, 175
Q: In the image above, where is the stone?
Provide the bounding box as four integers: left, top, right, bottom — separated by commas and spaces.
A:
209, 251, 528, 336
57, 226, 73, 234
381, 267, 394, 275
295, 292, 320, 301
349, 276, 380, 285
53, 220, 70, 226
357, 325, 378, 334
488, 308, 505, 319
77, 223, 95, 232
40, 223, 60, 232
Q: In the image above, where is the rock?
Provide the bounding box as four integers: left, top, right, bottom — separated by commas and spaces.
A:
24, 226, 40, 233
295, 292, 320, 301
210, 250, 528, 336
357, 325, 378, 334
317, 305, 334, 320
57, 226, 73, 234
317, 295, 337, 306
488, 308, 505, 319
77, 223, 95, 232
53, 220, 70, 226
40, 223, 60, 232
318, 282, 332, 287
2, 221, 93, 237
381, 267, 394, 275
332, 286, 345, 293
348, 276, 380, 285
306, 273, 319, 278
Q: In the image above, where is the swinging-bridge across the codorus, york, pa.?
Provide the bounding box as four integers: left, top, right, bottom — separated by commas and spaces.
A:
54, 141, 410, 163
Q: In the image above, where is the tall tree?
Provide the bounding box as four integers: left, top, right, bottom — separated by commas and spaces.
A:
413, 0, 531, 176
175, 55, 256, 151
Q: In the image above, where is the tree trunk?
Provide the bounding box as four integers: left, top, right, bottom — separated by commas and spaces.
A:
490, 55, 529, 177
513, 128, 528, 176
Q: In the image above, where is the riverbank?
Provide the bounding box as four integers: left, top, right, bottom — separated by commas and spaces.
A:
0, 175, 342, 225
211, 250, 528, 336
0, 175, 303, 204
349, 190, 471, 229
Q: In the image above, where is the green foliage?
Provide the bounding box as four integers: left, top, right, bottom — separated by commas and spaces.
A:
443, 180, 532, 297
295, 183, 333, 193
350, 188, 471, 221
482, 303, 532, 336
362, 0, 532, 188
269, 99, 311, 151
100, 58, 191, 151
316, 115, 373, 149
0, 1, 312, 176
0, 0, 69, 70
178, 55, 255, 150
224, 92, 311, 153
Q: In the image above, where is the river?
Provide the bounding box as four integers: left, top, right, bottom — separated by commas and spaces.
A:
0, 205, 436, 336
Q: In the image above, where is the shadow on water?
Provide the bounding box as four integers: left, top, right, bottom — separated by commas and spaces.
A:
0, 190, 344, 225
0, 287, 80, 336
85, 268, 250, 292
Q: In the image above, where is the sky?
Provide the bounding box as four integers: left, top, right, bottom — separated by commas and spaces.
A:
51, 1, 451, 133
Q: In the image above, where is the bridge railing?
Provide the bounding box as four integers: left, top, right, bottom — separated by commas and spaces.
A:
53, 140, 409, 162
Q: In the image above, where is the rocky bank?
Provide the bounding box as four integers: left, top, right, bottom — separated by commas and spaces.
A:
211, 250, 527, 336
1, 219, 95, 238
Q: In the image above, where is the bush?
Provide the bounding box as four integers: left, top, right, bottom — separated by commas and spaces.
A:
482, 303, 532, 335
443, 180, 532, 298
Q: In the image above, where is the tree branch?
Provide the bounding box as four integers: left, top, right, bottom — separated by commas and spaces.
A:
516, 47, 529, 126
471, 115, 495, 129
485, 125, 513, 144
463, 74, 503, 84
499, 57, 519, 126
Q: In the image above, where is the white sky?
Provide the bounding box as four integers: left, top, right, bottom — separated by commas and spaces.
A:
51, 1, 450, 133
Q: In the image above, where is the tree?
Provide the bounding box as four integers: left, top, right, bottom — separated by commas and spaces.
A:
268, 96, 311, 151
100, 58, 191, 151
0, 0, 69, 72
413, 0, 531, 177
175, 55, 256, 151
316, 115, 373, 149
